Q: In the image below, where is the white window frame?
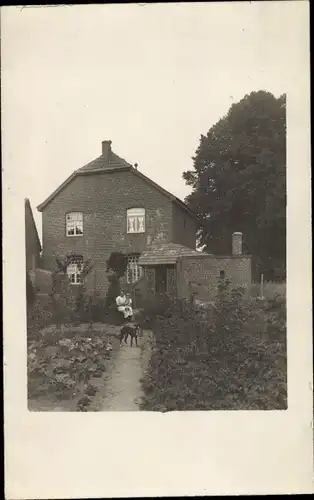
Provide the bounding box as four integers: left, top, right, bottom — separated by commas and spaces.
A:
67, 255, 84, 285
126, 254, 143, 284
127, 208, 145, 234
66, 212, 83, 236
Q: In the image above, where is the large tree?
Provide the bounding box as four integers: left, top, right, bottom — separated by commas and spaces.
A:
183, 90, 286, 281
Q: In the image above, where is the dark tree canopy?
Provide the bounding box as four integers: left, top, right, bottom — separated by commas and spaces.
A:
106, 252, 128, 279
183, 90, 286, 281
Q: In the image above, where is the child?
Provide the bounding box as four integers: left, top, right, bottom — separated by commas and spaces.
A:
116, 290, 133, 319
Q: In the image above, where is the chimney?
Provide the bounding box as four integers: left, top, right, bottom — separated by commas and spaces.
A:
232, 232, 243, 256
102, 140, 112, 161
134, 163, 138, 170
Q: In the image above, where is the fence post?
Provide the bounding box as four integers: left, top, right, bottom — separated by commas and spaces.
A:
260, 273, 264, 299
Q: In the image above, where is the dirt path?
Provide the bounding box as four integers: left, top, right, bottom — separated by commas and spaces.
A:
100, 343, 143, 410
98, 329, 153, 411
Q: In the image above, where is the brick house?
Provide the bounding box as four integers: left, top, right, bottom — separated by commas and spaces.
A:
37, 140, 252, 302
37, 140, 199, 298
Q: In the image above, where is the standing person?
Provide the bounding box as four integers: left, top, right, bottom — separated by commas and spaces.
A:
116, 290, 133, 319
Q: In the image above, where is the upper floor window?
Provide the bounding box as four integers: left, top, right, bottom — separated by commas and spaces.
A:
67, 255, 83, 284
127, 208, 145, 233
66, 212, 83, 236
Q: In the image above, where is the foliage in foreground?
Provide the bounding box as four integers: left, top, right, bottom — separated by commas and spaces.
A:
27, 327, 112, 411
140, 282, 287, 411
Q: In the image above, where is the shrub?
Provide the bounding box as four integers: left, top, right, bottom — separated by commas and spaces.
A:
26, 272, 35, 311
106, 252, 128, 279
141, 283, 287, 411
105, 273, 121, 308
105, 252, 128, 308
140, 293, 173, 328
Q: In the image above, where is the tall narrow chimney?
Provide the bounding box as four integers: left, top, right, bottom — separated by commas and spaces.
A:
232, 232, 243, 256
102, 140, 112, 161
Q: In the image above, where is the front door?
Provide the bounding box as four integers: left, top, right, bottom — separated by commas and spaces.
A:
155, 265, 167, 294
154, 264, 177, 295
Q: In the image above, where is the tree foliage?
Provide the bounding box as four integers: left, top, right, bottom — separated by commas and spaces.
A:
105, 252, 128, 308
183, 90, 286, 280
106, 252, 128, 278
55, 253, 93, 280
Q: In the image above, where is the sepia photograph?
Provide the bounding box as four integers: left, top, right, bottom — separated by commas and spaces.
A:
23, 6, 287, 413
3, 1, 312, 497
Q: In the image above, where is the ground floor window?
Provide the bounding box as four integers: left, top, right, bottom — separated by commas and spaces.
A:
126, 254, 143, 284
67, 255, 84, 284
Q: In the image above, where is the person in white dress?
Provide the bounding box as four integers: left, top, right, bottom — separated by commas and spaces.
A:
116, 290, 133, 319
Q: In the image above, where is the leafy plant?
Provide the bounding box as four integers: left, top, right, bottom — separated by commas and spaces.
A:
26, 271, 35, 310
105, 252, 128, 308
105, 273, 121, 308
55, 253, 93, 280
140, 289, 287, 411
106, 252, 128, 279
28, 329, 113, 407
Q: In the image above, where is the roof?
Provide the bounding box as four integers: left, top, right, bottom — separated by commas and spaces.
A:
25, 198, 42, 251
77, 151, 132, 172
37, 142, 197, 219
138, 243, 202, 265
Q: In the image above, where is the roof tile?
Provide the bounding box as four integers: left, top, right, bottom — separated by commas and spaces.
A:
138, 243, 202, 265
77, 151, 131, 173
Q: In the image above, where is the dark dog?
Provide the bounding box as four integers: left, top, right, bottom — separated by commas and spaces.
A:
119, 323, 141, 347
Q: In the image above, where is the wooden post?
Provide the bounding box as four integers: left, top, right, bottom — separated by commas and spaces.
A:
93, 270, 96, 300
260, 273, 264, 299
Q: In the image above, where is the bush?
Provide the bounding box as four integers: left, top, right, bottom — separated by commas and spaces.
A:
26, 272, 36, 310
140, 281, 287, 411
140, 293, 173, 328
105, 273, 121, 308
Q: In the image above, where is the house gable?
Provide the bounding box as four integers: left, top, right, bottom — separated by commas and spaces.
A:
37, 140, 197, 220
25, 198, 42, 252
25, 198, 42, 272
40, 167, 176, 273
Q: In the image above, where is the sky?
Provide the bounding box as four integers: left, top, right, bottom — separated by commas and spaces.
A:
2, 2, 303, 239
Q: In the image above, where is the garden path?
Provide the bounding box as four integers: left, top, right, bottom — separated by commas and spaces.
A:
99, 327, 154, 411
100, 341, 144, 411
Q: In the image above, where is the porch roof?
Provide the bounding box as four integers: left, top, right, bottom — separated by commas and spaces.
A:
138, 243, 202, 265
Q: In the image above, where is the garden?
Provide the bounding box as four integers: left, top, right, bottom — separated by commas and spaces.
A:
26, 253, 129, 411
27, 290, 124, 411
140, 279, 287, 411
27, 261, 287, 412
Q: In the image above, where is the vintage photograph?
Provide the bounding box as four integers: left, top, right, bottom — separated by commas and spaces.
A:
24, 4, 287, 413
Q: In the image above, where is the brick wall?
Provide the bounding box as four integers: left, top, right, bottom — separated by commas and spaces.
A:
29, 268, 53, 295
172, 203, 197, 249
41, 169, 181, 295
177, 254, 252, 300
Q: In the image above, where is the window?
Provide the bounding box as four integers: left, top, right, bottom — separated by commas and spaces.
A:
67, 255, 83, 284
219, 270, 225, 279
66, 212, 83, 236
126, 255, 143, 283
127, 208, 145, 233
